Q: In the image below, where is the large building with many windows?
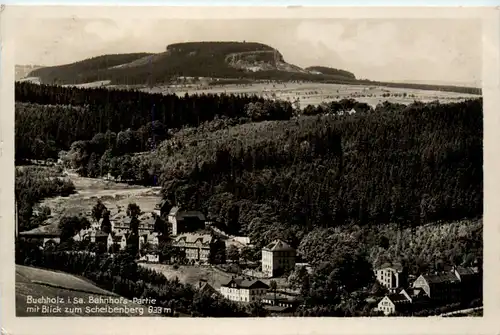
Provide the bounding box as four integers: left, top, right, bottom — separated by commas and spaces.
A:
374, 263, 408, 292
219, 277, 269, 303
172, 233, 224, 263
261, 239, 296, 277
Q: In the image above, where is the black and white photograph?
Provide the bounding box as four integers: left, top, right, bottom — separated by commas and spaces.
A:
2, 5, 492, 326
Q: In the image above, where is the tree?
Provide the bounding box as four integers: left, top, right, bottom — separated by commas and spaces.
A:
86, 152, 99, 178
240, 246, 255, 263
59, 216, 90, 241
127, 203, 141, 219
270, 280, 278, 301
92, 199, 108, 224
288, 266, 309, 291
247, 301, 269, 317
227, 245, 240, 263
100, 209, 112, 234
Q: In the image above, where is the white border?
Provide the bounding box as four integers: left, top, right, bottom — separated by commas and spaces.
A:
1, 6, 499, 335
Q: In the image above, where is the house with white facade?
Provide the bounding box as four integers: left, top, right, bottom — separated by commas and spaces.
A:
374, 263, 408, 292
219, 277, 269, 303
376, 290, 413, 315
261, 239, 296, 277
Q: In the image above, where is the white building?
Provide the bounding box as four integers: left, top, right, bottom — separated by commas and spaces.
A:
219, 277, 269, 303
262, 239, 296, 277
374, 263, 407, 292
107, 233, 127, 251
376, 289, 413, 315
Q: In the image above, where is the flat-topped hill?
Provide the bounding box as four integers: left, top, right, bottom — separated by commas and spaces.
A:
28, 41, 356, 85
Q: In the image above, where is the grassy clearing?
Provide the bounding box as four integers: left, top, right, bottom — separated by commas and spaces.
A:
39, 171, 162, 226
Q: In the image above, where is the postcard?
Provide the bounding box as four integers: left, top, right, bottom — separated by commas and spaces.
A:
0, 5, 498, 335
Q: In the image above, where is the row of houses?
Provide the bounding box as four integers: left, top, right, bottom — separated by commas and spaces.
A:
20, 200, 300, 276
375, 263, 482, 315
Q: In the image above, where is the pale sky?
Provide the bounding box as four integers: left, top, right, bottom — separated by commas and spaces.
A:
14, 17, 482, 85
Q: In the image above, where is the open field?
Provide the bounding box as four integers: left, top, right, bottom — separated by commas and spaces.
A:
140, 263, 289, 291
135, 82, 479, 108
16, 265, 156, 316
39, 171, 162, 225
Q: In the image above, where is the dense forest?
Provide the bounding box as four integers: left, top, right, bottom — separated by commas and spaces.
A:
152, 99, 482, 241
53, 93, 483, 268
28, 53, 153, 84
14, 80, 483, 316
24, 42, 481, 95
15, 82, 294, 161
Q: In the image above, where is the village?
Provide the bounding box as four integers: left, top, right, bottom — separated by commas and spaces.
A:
18, 195, 482, 317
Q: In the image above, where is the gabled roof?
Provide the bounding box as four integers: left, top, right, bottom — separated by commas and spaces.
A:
199, 282, 220, 296
410, 287, 425, 297
422, 272, 460, 285
169, 206, 180, 216
455, 266, 479, 276
174, 233, 213, 246
220, 277, 270, 289
262, 293, 301, 302
91, 230, 109, 238
155, 199, 169, 210
263, 239, 294, 252
123, 215, 156, 225
385, 293, 410, 305
377, 262, 403, 272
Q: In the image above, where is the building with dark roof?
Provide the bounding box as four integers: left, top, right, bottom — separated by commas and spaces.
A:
452, 266, 482, 301
261, 292, 302, 311
153, 199, 170, 217
261, 239, 296, 277
413, 271, 462, 303
167, 206, 206, 236
19, 224, 62, 246
172, 233, 223, 263
219, 277, 269, 303
376, 291, 412, 315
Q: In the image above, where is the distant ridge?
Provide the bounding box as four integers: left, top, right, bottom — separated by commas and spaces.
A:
26, 41, 481, 95
27, 41, 356, 86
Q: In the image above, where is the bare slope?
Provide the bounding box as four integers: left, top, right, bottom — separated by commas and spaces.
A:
16, 265, 156, 316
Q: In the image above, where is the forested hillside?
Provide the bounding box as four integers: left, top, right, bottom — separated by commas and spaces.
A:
149, 99, 483, 245
15, 82, 292, 161
27, 53, 153, 85
305, 66, 356, 79
15, 81, 483, 316
24, 41, 481, 94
